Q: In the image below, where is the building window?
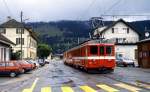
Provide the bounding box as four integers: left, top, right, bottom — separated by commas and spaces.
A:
116, 38, 126, 43
16, 38, 20, 45
16, 38, 24, 45
123, 28, 127, 30
4, 48, 6, 61
0, 48, 3, 61
112, 28, 114, 33
16, 28, 24, 34
0, 28, 6, 34
122, 28, 129, 34
127, 28, 129, 34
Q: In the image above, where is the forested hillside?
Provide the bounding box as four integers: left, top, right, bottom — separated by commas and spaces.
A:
27, 20, 150, 54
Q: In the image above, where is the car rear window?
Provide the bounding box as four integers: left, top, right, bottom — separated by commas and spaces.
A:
22, 61, 29, 64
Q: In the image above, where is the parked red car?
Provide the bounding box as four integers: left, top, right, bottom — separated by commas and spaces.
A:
26, 60, 37, 69
0, 62, 23, 77
15, 60, 34, 72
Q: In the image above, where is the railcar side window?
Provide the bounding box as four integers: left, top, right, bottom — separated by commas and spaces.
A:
90, 46, 98, 55
106, 46, 112, 55
100, 46, 104, 55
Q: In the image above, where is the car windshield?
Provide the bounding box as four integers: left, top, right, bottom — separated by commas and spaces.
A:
123, 57, 131, 60
27, 60, 32, 63
20, 61, 29, 64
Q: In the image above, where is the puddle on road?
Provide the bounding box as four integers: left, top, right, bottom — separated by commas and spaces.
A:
52, 63, 58, 67
62, 79, 76, 87
52, 76, 59, 78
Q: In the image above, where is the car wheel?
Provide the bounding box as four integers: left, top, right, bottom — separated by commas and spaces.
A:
10, 72, 16, 77
132, 63, 135, 67
123, 64, 127, 67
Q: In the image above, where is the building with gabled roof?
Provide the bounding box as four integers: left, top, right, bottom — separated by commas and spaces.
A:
93, 19, 141, 60
0, 19, 37, 59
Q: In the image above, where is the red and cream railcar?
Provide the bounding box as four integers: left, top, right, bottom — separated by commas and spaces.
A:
63, 41, 115, 72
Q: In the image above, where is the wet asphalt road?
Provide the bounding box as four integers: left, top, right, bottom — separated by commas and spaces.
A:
0, 60, 150, 92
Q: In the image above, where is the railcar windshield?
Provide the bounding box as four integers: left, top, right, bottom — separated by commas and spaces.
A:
99, 46, 104, 55
106, 46, 113, 55
90, 46, 98, 55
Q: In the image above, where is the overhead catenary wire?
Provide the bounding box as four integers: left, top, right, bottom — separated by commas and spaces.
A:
77, 0, 97, 21
99, 0, 123, 21
101, 0, 123, 16
2, 0, 14, 18
74, 0, 97, 41
100, 0, 150, 20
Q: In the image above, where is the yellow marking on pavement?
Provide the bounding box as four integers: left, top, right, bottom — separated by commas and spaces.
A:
80, 86, 97, 92
114, 83, 141, 92
136, 80, 150, 89
41, 87, 51, 92
97, 84, 119, 92
22, 78, 39, 92
61, 86, 74, 92
137, 83, 150, 89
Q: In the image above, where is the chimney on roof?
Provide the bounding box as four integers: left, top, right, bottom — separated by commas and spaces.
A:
7, 16, 11, 21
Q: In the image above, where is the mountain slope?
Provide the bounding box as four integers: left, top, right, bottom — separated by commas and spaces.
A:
27, 20, 150, 54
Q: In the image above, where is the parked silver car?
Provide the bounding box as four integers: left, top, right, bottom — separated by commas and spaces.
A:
26, 60, 40, 69
116, 57, 135, 67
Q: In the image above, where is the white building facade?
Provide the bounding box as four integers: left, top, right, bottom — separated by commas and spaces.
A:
94, 19, 140, 60
0, 34, 14, 62
0, 19, 37, 59
0, 45, 10, 62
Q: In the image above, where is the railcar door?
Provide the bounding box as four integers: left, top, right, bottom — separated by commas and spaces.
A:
104, 45, 115, 68
84, 46, 88, 67
88, 45, 99, 68
99, 45, 105, 67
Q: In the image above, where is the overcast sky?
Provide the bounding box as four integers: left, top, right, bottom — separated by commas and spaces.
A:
0, 0, 150, 22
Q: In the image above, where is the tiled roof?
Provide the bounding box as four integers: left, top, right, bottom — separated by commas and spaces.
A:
0, 19, 24, 28
0, 34, 15, 45
0, 19, 38, 41
94, 19, 141, 36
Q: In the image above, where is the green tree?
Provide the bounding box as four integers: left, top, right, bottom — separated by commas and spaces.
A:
37, 44, 52, 59
11, 50, 21, 60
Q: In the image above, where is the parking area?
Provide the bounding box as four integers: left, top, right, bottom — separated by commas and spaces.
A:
0, 59, 50, 78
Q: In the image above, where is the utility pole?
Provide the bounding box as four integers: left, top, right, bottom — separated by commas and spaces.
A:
90, 17, 104, 39
20, 11, 23, 60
